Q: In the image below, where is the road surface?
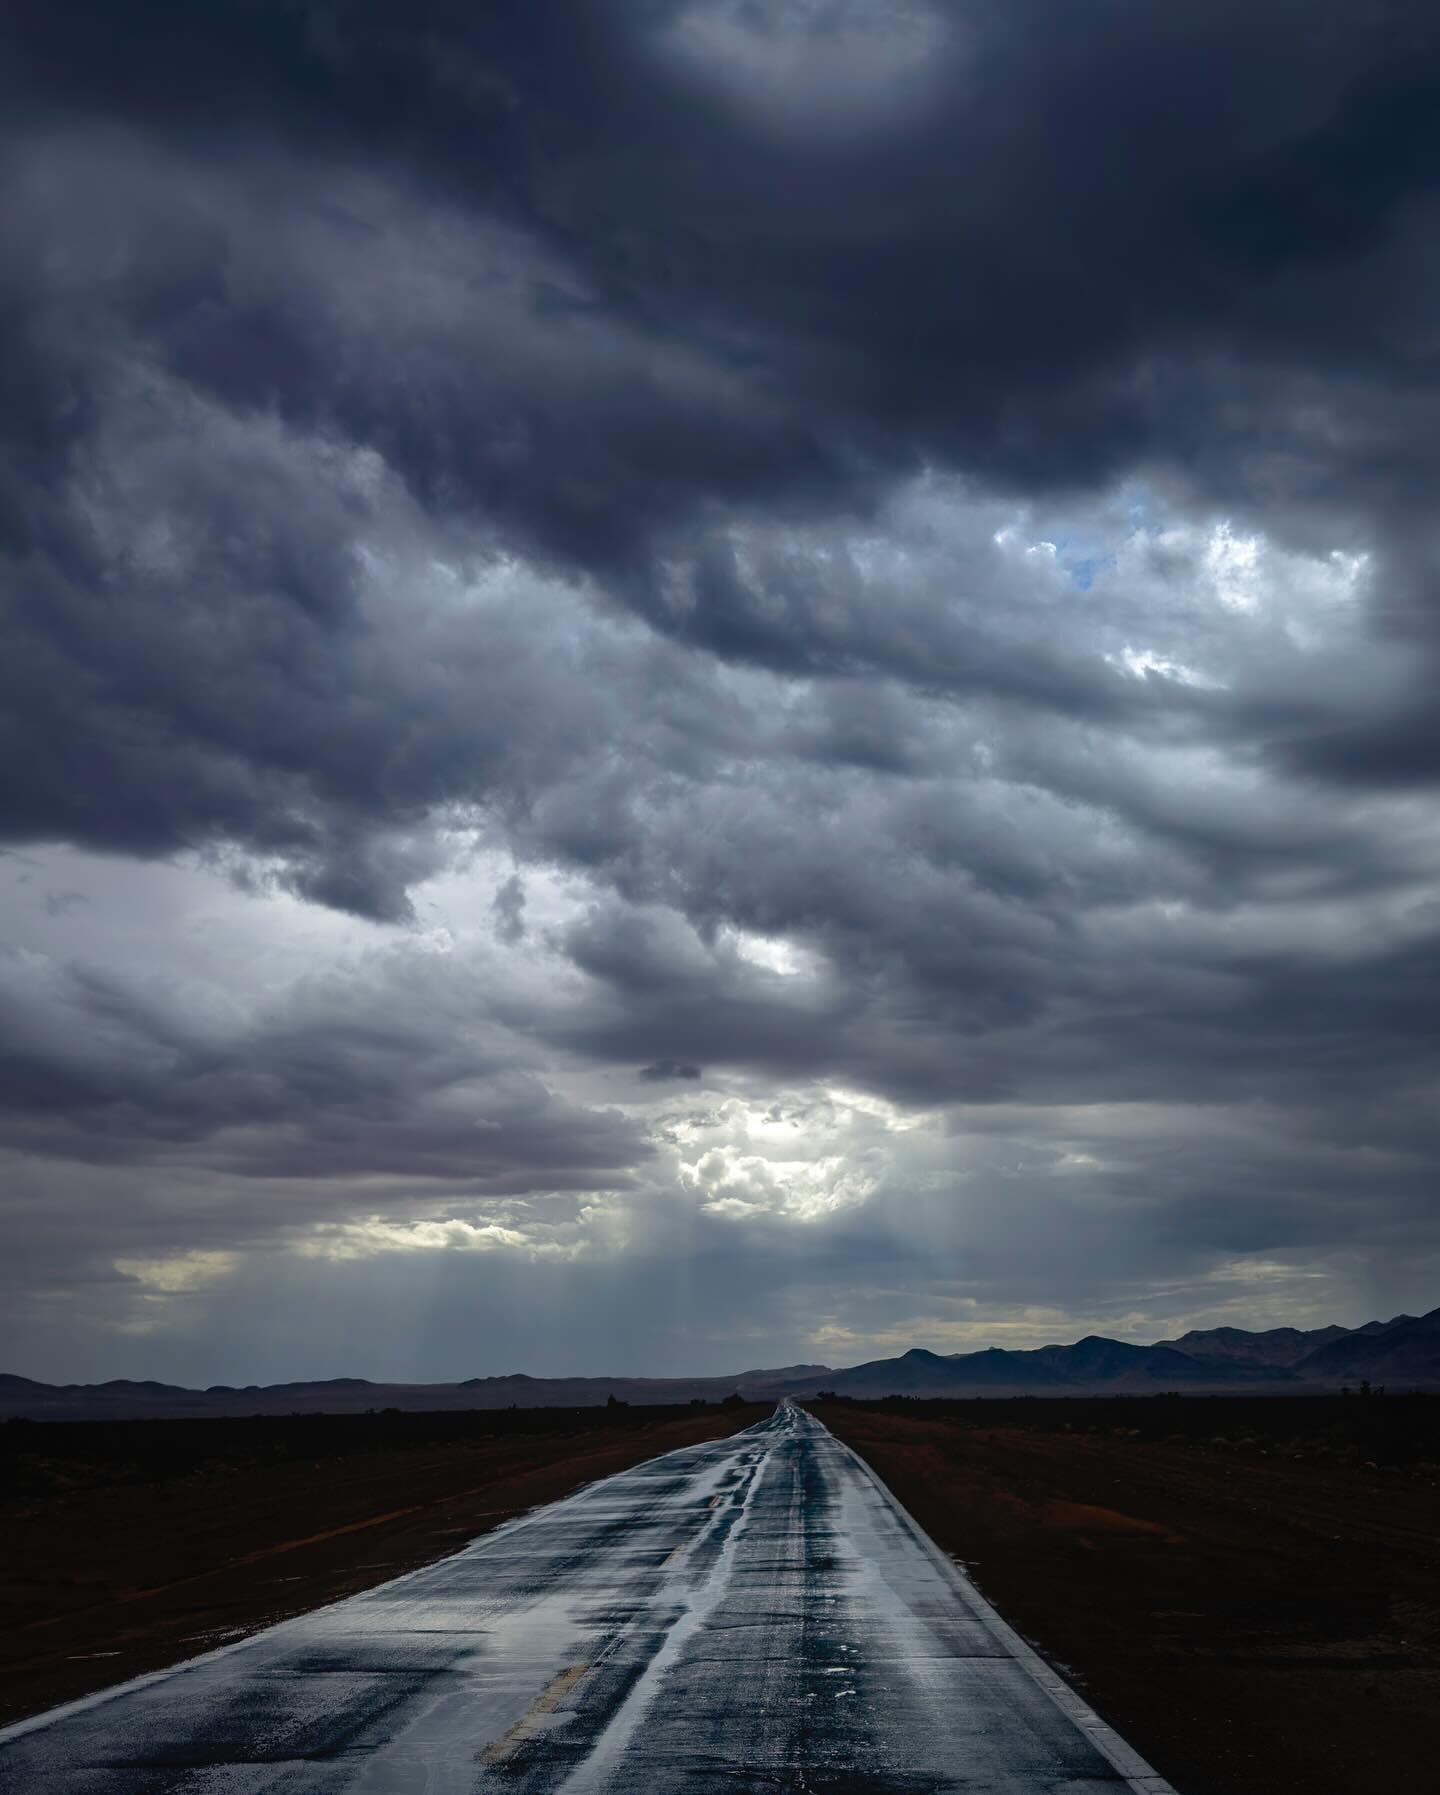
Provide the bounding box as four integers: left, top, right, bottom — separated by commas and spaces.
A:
0, 1403, 1176, 1792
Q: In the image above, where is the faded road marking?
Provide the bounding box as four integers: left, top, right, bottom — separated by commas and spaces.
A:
481, 1662, 590, 1766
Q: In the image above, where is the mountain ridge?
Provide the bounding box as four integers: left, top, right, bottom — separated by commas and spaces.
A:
5, 1309, 1436, 1419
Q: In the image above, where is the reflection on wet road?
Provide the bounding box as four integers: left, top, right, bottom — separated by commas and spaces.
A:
0, 1404, 1175, 1791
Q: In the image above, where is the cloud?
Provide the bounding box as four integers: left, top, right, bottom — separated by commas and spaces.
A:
297, 1217, 575, 1263
4, 4, 1440, 1377
491, 873, 528, 945
115, 1250, 240, 1294
654, 0, 954, 144
640, 1060, 703, 1082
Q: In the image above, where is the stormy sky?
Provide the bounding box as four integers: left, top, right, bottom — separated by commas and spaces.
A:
4, 2, 1440, 1384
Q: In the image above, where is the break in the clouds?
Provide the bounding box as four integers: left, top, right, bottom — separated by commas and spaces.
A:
3, 2, 1440, 1381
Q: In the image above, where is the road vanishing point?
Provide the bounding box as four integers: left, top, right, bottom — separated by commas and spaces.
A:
0, 1404, 1176, 1792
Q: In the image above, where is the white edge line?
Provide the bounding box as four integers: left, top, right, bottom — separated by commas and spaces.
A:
0, 1424, 765, 1748
826, 1428, 1182, 1795
2, 1409, 1174, 1791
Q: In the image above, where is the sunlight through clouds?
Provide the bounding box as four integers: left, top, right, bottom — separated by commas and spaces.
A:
5, 4, 1440, 1381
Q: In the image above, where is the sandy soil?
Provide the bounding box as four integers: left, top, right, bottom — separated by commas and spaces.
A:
816, 1403, 1440, 1795
0, 1404, 767, 1725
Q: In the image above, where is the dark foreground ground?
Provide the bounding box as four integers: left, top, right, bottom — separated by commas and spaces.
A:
0, 1406, 1167, 1792
0, 1400, 767, 1725
813, 1393, 1440, 1795
4, 1392, 1436, 1794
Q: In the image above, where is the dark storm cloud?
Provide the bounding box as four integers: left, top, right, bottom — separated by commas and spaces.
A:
0, 937, 648, 1189
5, 2, 1440, 1374
4, 5, 1439, 610
640, 1061, 703, 1082
1, 2, 1437, 905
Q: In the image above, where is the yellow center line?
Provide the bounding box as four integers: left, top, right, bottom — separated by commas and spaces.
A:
481, 1662, 591, 1766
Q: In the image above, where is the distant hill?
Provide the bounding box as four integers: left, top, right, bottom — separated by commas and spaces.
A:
4, 1312, 1435, 1419
819, 1334, 1297, 1399
0, 1366, 823, 1421
1292, 1311, 1439, 1384
1153, 1323, 1350, 1368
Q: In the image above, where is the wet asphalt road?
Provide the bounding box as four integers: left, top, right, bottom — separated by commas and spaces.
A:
0, 1403, 1175, 1792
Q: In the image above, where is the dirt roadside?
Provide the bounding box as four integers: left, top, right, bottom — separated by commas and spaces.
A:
814, 1402, 1440, 1795
0, 1403, 767, 1725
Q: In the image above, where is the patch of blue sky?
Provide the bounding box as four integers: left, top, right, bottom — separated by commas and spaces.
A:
1058, 551, 1111, 591
1047, 482, 1155, 590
